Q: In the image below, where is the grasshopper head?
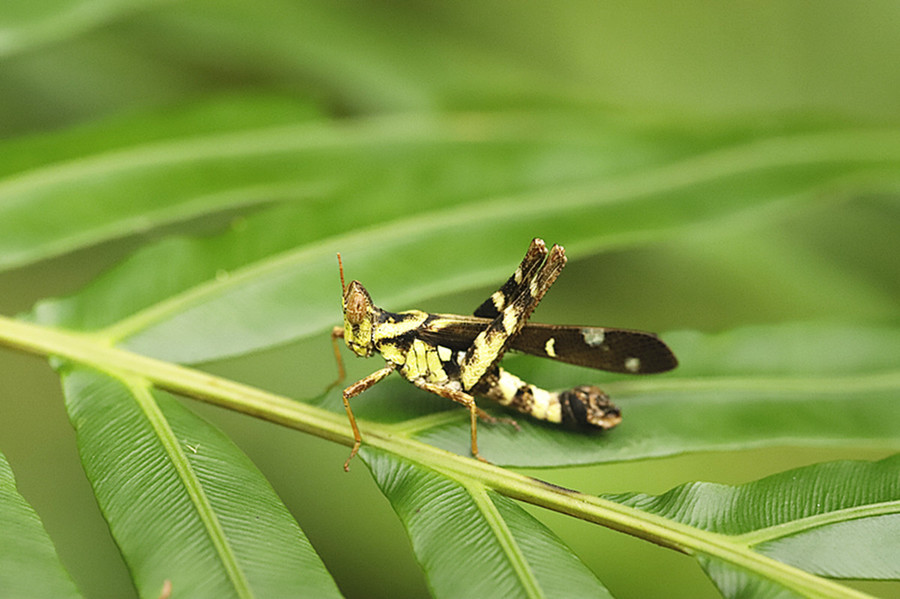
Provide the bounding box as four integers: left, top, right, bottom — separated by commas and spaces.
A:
338, 254, 376, 357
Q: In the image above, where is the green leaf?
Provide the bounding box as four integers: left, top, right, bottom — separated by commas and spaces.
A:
406, 322, 900, 466
60, 365, 341, 599
605, 455, 900, 596
1, 97, 711, 272
0, 0, 168, 58
364, 447, 613, 599
21, 107, 900, 364
0, 451, 82, 599
4, 88, 900, 599
0, 316, 888, 599
665, 323, 900, 377
3, 4, 899, 598
0, 95, 324, 271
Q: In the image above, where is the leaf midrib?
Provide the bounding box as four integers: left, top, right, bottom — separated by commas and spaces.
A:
463, 481, 545, 599
737, 499, 900, 546
125, 376, 255, 598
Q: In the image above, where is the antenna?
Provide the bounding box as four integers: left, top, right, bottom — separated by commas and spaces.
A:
337, 252, 346, 293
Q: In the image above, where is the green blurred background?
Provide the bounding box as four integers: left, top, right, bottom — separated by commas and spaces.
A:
1, 1, 898, 598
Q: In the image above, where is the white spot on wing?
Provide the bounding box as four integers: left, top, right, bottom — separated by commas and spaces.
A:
581, 328, 606, 347
625, 357, 641, 372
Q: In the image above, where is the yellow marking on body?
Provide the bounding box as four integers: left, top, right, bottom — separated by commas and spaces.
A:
425, 348, 447, 382
502, 309, 519, 335
544, 337, 557, 358
461, 306, 523, 390
493, 370, 561, 423
400, 338, 448, 382
494, 370, 523, 406
403, 338, 424, 379
437, 345, 453, 362
491, 291, 505, 311
530, 387, 561, 423
373, 310, 428, 343
414, 339, 429, 374
462, 332, 506, 390
379, 342, 407, 365
344, 318, 373, 357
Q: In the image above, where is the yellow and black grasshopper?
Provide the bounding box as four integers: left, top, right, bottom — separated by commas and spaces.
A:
331, 238, 677, 470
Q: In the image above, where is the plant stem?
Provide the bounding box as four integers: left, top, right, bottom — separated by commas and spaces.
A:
0, 314, 876, 599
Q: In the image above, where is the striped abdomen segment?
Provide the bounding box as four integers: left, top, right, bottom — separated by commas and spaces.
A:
474, 368, 622, 430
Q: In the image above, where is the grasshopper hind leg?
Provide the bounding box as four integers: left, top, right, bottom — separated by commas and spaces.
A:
474, 367, 622, 430
411, 379, 491, 463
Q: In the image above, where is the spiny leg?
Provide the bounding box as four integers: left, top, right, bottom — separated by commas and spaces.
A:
474, 238, 549, 318
342, 364, 396, 471
412, 379, 490, 463
460, 243, 567, 391
474, 408, 520, 430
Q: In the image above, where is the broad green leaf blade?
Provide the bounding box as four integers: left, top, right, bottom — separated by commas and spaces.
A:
0, 0, 170, 58
363, 447, 614, 599
604, 455, 900, 593
60, 366, 342, 599
411, 384, 898, 467
0, 95, 322, 180
0, 95, 324, 271
23, 107, 900, 363
0, 99, 689, 273
408, 322, 900, 467
664, 323, 900, 377
747, 457, 900, 579
0, 451, 82, 599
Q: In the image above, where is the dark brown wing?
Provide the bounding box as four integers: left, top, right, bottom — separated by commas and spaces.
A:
510, 323, 678, 374
418, 314, 490, 352
419, 315, 678, 374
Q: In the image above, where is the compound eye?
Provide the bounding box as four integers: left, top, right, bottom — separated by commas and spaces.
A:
345, 295, 362, 324
344, 283, 370, 325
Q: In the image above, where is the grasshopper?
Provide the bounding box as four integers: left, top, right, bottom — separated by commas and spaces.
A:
331, 238, 677, 470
